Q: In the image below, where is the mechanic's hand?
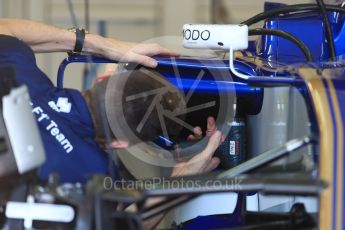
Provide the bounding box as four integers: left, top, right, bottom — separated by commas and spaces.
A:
95, 64, 118, 83
186, 116, 219, 141
91, 36, 178, 68
171, 130, 222, 177
171, 117, 223, 176
95, 137, 129, 149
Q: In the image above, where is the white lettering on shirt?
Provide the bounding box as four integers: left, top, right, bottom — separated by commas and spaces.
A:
31, 103, 74, 154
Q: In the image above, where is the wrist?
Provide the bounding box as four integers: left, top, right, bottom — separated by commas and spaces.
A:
83, 33, 105, 55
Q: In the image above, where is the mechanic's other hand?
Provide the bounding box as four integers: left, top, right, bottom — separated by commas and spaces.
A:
186, 116, 224, 141
95, 137, 129, 149
92, 36, 178, 68
186, 126, 203, 141
171, 131, 222, 177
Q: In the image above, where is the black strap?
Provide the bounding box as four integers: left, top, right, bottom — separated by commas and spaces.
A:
68, 28, 86, 57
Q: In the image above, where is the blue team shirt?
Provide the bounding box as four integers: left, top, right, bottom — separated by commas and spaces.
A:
0, 35, 111, 183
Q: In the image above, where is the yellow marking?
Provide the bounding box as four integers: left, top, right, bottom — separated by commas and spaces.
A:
298, 68, 334, 230
323, 71, 344, 230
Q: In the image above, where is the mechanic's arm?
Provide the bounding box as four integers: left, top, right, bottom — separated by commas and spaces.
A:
171, 130, 221, 177
142, 118, 222, 229
0, 18, 176, 68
